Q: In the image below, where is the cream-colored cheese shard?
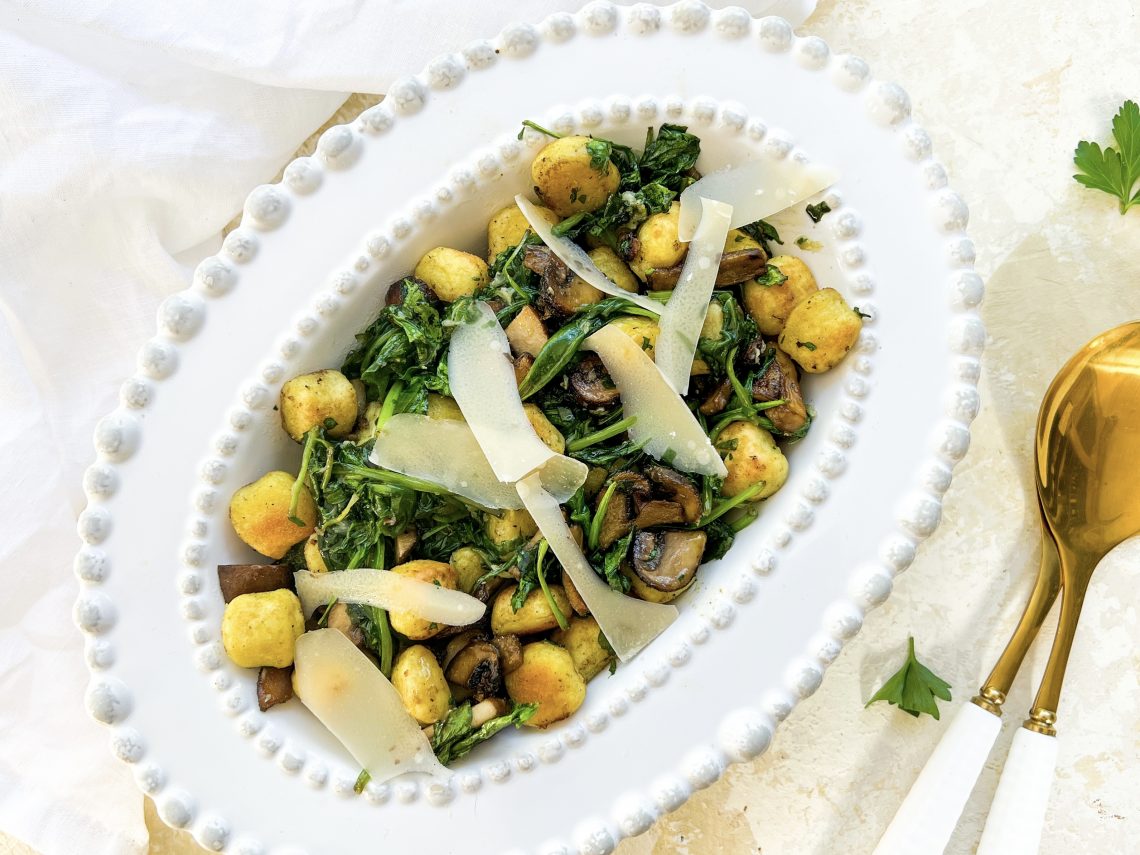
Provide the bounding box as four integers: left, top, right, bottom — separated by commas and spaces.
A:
515, 195, 662, 315
515, 473, 677, 661
293, 629, 447, 783
677, 158, 839, 240
583, 324, 728, 478
656, 197, 732, 395
448, 301, 587, 497
294, 568, 486, 627
370, 413, 523, 509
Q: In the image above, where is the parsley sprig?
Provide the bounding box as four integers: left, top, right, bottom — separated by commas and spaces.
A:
1073, 99, 1140, 214
866, 636, 952, 720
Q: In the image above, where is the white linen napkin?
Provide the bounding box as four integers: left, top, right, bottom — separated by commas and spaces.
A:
0, 1, 815, 853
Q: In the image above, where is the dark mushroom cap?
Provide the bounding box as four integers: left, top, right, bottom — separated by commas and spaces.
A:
751, 349, 809, 434
570, 353, 620, 407
444, 637, 503, 701
384, 276, 438, 306
643, 464, 702, 523
646, 247, 768, 290
631, 530, 707, 592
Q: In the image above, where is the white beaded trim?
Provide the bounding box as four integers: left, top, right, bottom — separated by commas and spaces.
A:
74, 4, 984, 853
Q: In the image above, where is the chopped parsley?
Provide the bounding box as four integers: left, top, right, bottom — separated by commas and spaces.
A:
805, 201, 832, 223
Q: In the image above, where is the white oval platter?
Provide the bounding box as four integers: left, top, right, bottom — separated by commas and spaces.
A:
75, 4, 984, 853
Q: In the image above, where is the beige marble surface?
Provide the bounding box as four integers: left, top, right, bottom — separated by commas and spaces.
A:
5, 1, 1138, 853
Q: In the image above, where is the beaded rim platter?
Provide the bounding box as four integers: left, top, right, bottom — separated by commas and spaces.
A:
75, 4, 984, 853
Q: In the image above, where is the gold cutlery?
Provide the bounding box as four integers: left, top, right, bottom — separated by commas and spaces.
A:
875, 321, 1140, 855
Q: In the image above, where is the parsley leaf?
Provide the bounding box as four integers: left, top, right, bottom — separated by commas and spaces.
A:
586, 138, 613, 173
866, 637, 952, 720
753, 264, 788, 288
1073, 99, 1140, 214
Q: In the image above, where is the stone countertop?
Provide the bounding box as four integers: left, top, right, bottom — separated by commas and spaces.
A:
4, 1, 1137, 853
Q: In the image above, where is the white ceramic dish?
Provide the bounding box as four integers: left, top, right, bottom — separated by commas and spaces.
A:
75, 4, 984, 853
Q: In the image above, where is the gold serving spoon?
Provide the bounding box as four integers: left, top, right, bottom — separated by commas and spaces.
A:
875, 321, 1140, 855
975, 320, 1140, 854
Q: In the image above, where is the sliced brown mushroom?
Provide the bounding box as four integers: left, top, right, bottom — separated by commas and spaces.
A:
256, 666, 294, 711
513, 352, 535, 388
504, 305, 549, 357
631, 530, 707, 592
524, 246, 598, 317
595, 471, 653, 549
385, 276, 438, 306
217, 564, 294, 603
569, 353, 620, 407
325, 602, 366, 649
445, 639, 502, 702
644, 464, 702, 523
646, 247, 768, 290
562, 574, 590, 617
699, 378, 733, 416
633, 500, 686, 528
491, 634, 523, 674
752, 349, 809, 434
740, 335, 768, 369
394, 527, 418, 564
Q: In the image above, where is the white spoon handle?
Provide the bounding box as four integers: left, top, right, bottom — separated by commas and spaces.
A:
872, 702, 1002, 855
976, 727, 1058, 855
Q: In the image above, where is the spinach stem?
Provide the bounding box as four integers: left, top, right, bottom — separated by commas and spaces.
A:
288, 427, 320, 525
725, 346, 753, 411
567, 416, 637, 452
375, 380, 404, 433
519, 119, 562, 139
353, 769, 371, 795
534, 539, 569, 630
697, 480, 766, 527
588, 481, 619, 551
374, 606, 394, 678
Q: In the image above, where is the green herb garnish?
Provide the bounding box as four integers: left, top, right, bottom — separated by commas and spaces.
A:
1073, 99, 1139, 214
753, 265, 788, 288
805, 201, 832, 223
866, 637, 952, 720
431, 701, 538, 765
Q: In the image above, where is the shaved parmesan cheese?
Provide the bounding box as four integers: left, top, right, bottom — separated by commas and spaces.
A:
584, 325, 728, 478
293, 629, 447, 784
370, 413, 523, 509
449, 302, 587, 496
294, 568, 486, 627
515, 473, 677, 661
677, 159, 839, 240
656, 198, 732, 395
515, 195, 662, 315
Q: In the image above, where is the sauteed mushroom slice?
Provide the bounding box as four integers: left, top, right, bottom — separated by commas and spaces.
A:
217, 564, 294, 603
524, 246, 597, 318
646, 247, 768, 290
324, 602, 366, 649
445, 639, 503, 702
256, 666, 294, 711
491, 634, 524, 674
513, 352, 536, 388
644, 464, 702, 523
569, 353, 620, 407
595, 471, 650, 550
631, 530, 707, 592
394, 527, 418, 564
699, 378, 733, 416
752, 349, 809, 434
633, 500, 686, 529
